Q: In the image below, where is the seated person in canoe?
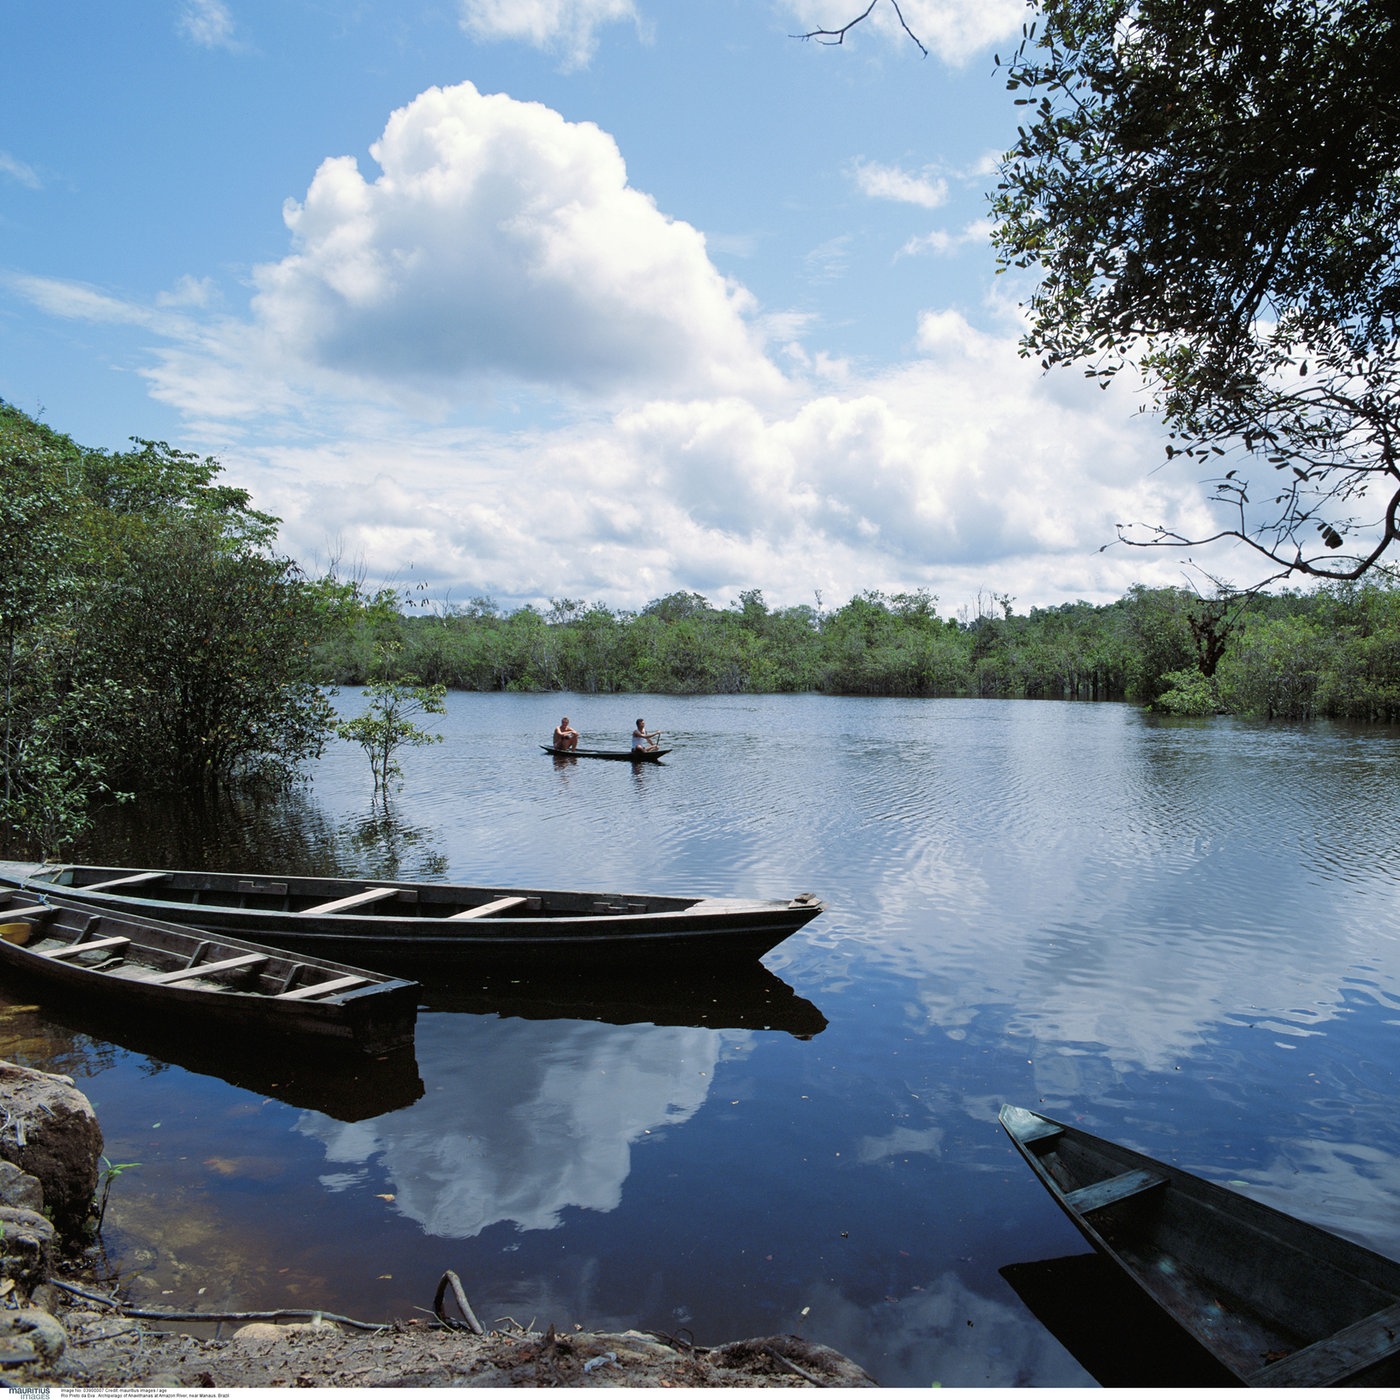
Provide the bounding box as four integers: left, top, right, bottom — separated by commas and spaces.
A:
631, 718, 662, 751
553, 717, 580, 751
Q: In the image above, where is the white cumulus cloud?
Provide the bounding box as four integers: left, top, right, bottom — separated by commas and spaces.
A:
239, 82, 781, 406
177, 0, 239, 51
458, 0, 640, 68
852, 160, 949, 208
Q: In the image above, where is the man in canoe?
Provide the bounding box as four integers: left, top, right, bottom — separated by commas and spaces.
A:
553, 717, 580, 751
631, 718, 662, 751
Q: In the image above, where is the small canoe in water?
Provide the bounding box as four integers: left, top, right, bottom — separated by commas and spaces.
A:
0, 884, 418, 1055
2, 867, 823, 973
542, 745, 670, 762
1000, 1104, 1400, 1386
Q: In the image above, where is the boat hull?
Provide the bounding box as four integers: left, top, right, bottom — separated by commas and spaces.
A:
542, 745, 670, 761
5, 867, 824, 973
0, 885, 419, 1055
1000, 1104, 1400, 1386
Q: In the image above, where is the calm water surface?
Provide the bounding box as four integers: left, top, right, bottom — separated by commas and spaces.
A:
6, 694, 1400, 1387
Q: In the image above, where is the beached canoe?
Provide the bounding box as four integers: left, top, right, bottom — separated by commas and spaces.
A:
1000, 1103, 1400, 1386
1, 867, 823, 972
0, 883, 419, 1055
542, 745, 671, 762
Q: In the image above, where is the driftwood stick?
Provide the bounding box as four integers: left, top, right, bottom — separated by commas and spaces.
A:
50, 1280, 390, 1333
763, 1344, 830, 1386
432, 1270, 485, 1335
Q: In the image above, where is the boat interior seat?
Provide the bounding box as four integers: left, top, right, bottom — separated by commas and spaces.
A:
43, 935, 132, 960
276, 974, 370, 1000
80, 871, 167, 892
302, 887, 401, 915
145, 953, 268, 984
1064, 1168, 1167, 1214
448, 895, 532, 920
1, 905, 58, 922
1248, 1299, 1400, 1387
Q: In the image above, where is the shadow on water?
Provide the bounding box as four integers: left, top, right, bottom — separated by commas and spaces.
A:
0, 985, 423, 1122
419, 963, 827, 1039
999, 1254, 1236, 1388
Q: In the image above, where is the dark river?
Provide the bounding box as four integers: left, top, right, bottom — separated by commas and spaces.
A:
6, 694, 1400, 1386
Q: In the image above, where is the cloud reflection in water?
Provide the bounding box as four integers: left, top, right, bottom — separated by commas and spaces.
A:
300, 1013, 724, 1237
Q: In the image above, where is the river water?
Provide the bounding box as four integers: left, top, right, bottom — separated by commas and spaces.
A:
5, 693, 1400, 1386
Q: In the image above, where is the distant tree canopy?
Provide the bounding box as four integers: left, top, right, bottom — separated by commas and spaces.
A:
318, 573, 1400, 727
991, 0, 1400, 582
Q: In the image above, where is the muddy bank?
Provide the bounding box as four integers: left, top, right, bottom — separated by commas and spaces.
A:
29, 1298, 879, 1388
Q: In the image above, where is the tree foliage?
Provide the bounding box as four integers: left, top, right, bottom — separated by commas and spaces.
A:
0, 402, 337, 854
992, 0, 1400, 581
336, 657, 446, 794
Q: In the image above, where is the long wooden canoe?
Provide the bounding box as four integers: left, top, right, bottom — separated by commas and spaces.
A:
542, 745, 671, 762
0, 884, 419, 1055
1000, 1104, 1400, 1386
3, 867, 823, 972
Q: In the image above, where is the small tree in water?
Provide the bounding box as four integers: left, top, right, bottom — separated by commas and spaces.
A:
337, 668, 446, 794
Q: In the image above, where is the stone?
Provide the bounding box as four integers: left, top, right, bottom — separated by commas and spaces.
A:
0, 1061, 102, 1237
0, 1207, 55, 1289
0, 1307, 66, 1363
0, 1160, 45, 1213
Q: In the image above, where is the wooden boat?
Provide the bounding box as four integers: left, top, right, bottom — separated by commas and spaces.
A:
2, 867, 824, 973
542, 745, 671, 762
0, 884, 419, 1056
999, 1104, 1400, 1386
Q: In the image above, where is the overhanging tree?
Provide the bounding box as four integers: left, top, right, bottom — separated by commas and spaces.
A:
991, 0, 1400, 581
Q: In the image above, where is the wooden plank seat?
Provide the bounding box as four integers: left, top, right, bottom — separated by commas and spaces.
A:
0, 905, 58, 922
302, 887, 401, 916
276, 974, 370, 1001
145, 953, 267, 985
1065, 1168, 1167, 1214
1249, 1300, 1400, 1387
77, 871, 168, 892
448, 896, 531, 920
43, 935, 131, 960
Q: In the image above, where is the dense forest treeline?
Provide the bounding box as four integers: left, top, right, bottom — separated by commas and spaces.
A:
6, 400, 1400, 853
320, 575, 1400, 725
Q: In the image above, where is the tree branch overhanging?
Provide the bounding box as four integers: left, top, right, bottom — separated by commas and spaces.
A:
793, 0, 928, 57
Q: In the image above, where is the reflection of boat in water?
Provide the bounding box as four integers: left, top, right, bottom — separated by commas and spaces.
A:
1000, 1254, 1235, 1388
6, 866, 822, 971
419, 963, 827, 1039
0, 987, 423, 1123
1000, 1104, 1400, 1386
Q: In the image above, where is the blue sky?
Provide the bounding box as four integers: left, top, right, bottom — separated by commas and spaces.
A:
2, 0, 1237, 616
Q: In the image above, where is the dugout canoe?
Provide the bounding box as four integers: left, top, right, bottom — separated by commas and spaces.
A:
3, 866, 824, 972
542, 745, 671, 762
999, 1103, 1400, 1386
0, 883, 418, 1055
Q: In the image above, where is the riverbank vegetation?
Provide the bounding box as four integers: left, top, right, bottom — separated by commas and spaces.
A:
7, 398, 1400, 855
318, 572, 1400, 726
1, 403, 333, 853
